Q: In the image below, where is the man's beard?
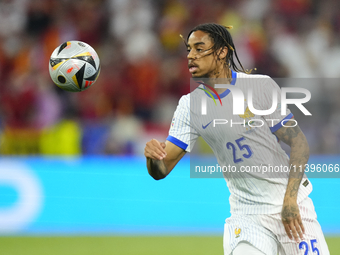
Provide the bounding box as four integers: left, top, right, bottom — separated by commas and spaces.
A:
191, 70, 215, 79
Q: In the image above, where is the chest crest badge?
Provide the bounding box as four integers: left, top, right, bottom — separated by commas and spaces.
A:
234, 227, 241, 238
238, 106, 255, 120
238, 104, 255, 130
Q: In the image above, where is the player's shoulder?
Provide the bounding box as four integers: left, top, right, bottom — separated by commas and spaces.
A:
236, 71, 271, 80
179, 85, 205, 104
236, 71, 277, 89
176, 93, 190, 110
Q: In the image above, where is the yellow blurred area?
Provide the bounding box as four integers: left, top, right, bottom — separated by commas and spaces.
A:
159, 0, 189, 51
0, 120, 82, 155
197, 137, 214, 154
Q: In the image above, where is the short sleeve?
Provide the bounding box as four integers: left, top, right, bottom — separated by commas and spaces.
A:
167, 95, 200, 152
256, 77, 293, 133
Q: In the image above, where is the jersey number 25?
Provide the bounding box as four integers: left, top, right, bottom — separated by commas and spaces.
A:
226, 137, 253, 164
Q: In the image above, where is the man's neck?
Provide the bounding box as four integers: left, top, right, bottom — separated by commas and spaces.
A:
205, 68, 232, 94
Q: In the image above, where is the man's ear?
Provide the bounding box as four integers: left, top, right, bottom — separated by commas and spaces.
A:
218, 46, 228, 60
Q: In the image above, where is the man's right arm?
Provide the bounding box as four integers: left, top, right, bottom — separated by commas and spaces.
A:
144, 139, 186, 180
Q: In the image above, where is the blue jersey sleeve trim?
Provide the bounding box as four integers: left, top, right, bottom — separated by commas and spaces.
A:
166, 135, 188, 150
270, 113, 294, 133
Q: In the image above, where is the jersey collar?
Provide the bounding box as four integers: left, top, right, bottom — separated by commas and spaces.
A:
203, 70, 237, 99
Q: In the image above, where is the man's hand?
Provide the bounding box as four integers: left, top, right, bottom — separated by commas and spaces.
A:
281, 198, 305, 243
144, 140, 186, 180
144, 139, 167, 161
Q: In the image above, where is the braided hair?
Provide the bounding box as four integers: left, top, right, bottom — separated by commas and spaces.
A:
186, 23, 249, 74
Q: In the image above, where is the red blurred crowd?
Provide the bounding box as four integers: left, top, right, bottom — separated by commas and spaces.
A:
0, 0, 339, 155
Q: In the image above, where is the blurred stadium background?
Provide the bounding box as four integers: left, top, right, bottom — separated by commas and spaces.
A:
0, 0, 340, 254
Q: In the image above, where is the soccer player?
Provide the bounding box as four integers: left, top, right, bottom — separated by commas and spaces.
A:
144, 23, 329, 255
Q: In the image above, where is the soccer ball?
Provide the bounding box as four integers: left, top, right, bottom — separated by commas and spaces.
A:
49, 41, 100, 92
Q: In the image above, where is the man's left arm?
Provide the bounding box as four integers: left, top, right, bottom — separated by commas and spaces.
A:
274, 117, 309, 243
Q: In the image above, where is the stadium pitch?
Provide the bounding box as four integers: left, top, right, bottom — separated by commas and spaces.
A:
1, 236, 339, 255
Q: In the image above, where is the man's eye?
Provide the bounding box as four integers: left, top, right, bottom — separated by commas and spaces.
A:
196, 49, 203, 52
187, 48, 191, 52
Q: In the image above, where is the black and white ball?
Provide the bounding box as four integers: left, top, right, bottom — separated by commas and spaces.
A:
49, 41, 100, 92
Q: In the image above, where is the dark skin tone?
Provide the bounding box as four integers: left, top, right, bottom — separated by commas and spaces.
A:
144, 30, 309, 243
275, 119, 309, 242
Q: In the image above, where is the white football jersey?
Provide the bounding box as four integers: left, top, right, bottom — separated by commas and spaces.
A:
167, 71, 312, 214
